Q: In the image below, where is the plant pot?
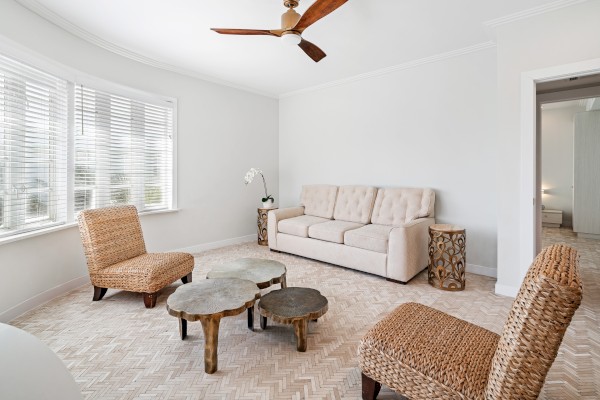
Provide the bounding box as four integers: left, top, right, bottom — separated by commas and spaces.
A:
262, 200, 274, 209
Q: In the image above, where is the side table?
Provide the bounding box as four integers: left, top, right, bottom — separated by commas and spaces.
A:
257, 207, 277, 246
428, 224, 466, 291
258, 287, 328, 352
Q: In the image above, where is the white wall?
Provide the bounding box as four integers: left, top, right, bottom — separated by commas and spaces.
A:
279, 48, 498, 273
0, 0, 278, 321
495, 0, 600, 295
541, 105, 585, 227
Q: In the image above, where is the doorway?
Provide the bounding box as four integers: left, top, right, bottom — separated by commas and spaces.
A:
536, 78, 600, 252
516, 58, 600, 282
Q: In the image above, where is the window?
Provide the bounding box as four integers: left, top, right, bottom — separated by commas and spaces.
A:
0, 52, 175, 240
74, 85, 173, 213
0, 53, 68, 237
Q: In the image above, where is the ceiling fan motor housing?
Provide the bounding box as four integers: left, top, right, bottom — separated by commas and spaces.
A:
281, 8, 301, 30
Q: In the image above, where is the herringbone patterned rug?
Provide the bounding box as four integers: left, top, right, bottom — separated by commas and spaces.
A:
10, 227, 599, 399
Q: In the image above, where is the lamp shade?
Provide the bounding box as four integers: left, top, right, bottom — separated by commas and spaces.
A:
282, 33, 302, 45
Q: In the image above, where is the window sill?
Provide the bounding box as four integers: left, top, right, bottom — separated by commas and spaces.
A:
0, 208, 179, 246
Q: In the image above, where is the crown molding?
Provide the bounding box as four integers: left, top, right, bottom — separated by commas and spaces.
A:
279, 41, 496, 99
13, 0, 589, 100
13, 0, 278, 99
483, 0, 589, 28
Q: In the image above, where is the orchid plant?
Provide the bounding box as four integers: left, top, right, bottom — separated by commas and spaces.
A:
244, 168, 274, 203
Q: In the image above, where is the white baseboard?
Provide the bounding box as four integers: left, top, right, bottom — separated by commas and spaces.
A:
467, 263, 497, 278
1, 275, 90, 323
175, 234, 256, 254
495, 282, 519, 298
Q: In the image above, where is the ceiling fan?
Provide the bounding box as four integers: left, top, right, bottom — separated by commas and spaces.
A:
211, 0, 348, 62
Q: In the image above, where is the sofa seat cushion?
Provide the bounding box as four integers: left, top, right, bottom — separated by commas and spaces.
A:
308, 220, 365, 244
344, 224, 394, 253
278, 215, 330, 238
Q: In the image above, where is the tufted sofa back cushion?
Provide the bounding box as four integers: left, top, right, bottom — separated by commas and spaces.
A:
333, 185, 377, 224
371, 188, 435, 226
300, 185, 339, 219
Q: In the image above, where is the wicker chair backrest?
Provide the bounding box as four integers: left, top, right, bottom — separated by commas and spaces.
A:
485, 244, 583, 400
77, 205, 147, 273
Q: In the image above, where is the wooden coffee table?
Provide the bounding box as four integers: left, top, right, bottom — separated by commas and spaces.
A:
258, 287, 328, 352
166, 278, 260, 374
207, 258, 287, 330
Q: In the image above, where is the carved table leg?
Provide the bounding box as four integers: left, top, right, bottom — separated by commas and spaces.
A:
247, 306, 254, 331
179, 318, 187, 340
260, 315, 268, 330
200, 317, 221, 374
294, 318, 308, 352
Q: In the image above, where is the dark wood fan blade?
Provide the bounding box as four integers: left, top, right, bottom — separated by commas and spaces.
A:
294, 0, 348, 32
211, 28, 282, 37
298, 39, 327, 62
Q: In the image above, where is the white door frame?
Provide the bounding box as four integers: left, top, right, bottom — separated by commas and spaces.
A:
519, 57, 600, 280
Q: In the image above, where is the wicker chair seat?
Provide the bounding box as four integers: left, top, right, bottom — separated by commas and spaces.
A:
90, 252, 194, 294
359, 302, 500, 400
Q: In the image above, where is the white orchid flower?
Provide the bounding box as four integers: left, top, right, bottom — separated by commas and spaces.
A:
244, 167, 273, 203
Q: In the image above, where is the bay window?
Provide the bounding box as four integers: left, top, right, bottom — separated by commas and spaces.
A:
0, 51, 175, 240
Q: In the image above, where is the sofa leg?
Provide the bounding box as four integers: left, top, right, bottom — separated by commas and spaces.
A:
386, 278, 407, 285
361, 373, 381, 400
93, 286, 107, 301
181, 273, 192, 284
143, 292, 158, 308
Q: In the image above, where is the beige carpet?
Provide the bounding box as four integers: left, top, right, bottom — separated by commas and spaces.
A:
10, 228, 599, 399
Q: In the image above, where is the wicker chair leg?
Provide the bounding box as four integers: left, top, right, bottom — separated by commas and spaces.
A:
93, 286, 107, 301
143, 292, 158, 308
181, 273, 192, 284
361, 373, 381, 400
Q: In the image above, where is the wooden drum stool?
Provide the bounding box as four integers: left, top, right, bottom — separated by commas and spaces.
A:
428, 224, 466, 291
257, 207, 277, 246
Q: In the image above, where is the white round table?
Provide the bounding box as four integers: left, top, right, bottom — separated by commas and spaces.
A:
0, 323, 82, 399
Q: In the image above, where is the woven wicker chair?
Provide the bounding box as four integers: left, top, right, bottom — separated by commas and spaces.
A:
358, 244, 583, 400
77, 205, 195, 308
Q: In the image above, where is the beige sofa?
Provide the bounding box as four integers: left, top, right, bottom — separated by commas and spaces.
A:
268, 185, 436, 283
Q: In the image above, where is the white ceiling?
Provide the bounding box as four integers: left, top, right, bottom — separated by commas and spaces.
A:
19, 0, 566, 97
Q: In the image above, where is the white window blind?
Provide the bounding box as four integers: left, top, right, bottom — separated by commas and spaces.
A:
74, 85, 173, 213
0, 49, 176, 241
0, 54, 68, 238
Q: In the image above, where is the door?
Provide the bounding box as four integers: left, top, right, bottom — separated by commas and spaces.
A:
573, 110, 600, 235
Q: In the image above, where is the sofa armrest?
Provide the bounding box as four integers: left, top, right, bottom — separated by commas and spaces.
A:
268, 206, 305, 250
387, 218, 435, 282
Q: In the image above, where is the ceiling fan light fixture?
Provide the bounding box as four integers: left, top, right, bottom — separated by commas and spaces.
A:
281, 32, 302, 45
210, 0, 348, 61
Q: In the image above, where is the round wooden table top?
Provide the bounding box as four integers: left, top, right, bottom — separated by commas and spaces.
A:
207, 258, 286, 289
166, 278, 260, 321
430, 223, 465, 233
258, 287, 328, 324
